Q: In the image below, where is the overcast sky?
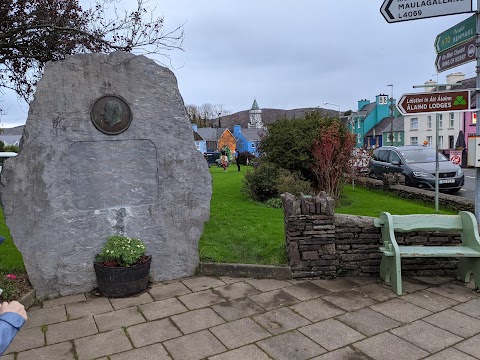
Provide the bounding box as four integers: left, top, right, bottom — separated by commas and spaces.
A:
0, 0, 477, 128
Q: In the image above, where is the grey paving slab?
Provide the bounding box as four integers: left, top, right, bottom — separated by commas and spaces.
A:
138, 297, 188, 320
344, 277, 378, 286
401, 277, 431, 293
353, 282, 398, 302
452, 298, 480, 319
426, 283, 478, 302
46, 316, 98, 345
208, 345, 270, 360
109, 291, 153, 310
248, 289, 299, 310
423, 309, 480, 338
354, 332, 429, 360
290, 298, 345, 322
311, 278, 358, 292
336, 307, 401, 336
454, 333, 480, 358
171, 308, 225, 334
370, 298, 432, 323
181, 276, 226, 291
413, 276, 455, 285
401, 290, 460, 312
4, 327, 45, 353
214, 281, 260, 300
178, 288, 226, 310
390, 320, 463, 353
322, 290, 377, 311
218, 276, 244, 285
127, 318, 182, 347
244, 278, 292, 292
0, 354, 14, 360
253, 306, 311, 335
16, 341, 75, 360
311, 345, 371, 360
281, 281, 330, 301
109, 343, 171, 360
163, 330, 227, 360
210, 318, 271, 350
299, 318, 365, 351
42, 294, 86, 308
65, 297, 113, 319
257, 330, 326, 360
74, 329, 132, 360
24, 305, 67, 329
423, 348, 477, 360
212, 298, 265, 321
94, 306, 146, 332
148, 281, 191, 301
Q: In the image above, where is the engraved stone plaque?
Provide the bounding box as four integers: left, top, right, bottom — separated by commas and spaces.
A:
69, 140, 158, 210
91, 95, 133, 135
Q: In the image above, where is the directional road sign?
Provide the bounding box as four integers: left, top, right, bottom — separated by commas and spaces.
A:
435, 38, 476, 73
380, 0, 473, 23
397, 90, 471, 115
435, 14, 476, 53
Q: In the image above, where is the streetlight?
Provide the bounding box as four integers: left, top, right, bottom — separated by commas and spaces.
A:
323, 102, 341, 119
387, 84, 394, 146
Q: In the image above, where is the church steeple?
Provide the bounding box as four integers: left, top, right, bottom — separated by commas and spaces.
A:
248, 98, 263, 129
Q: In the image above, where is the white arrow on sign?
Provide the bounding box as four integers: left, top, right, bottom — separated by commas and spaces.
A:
380, 0, 473, 23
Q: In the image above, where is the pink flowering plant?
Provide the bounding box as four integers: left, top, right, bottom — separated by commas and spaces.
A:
95, 235, 147, 267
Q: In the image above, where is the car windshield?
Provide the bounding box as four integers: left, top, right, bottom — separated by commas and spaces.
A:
399, 148, 448, 163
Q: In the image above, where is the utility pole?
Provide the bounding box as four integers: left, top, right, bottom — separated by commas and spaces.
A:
387, 84, 394, 145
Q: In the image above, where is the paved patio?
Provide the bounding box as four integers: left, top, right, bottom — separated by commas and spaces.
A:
2, 275, 480, 360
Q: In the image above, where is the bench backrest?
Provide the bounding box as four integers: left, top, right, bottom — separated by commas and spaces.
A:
374, 211, 480, 252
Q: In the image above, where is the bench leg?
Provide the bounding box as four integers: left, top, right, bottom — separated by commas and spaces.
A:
380, 255, 391, 283
457, 258, 480, 290
390, 254, 403, 295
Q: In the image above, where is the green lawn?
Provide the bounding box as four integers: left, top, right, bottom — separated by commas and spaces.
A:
0, 207, 25, 272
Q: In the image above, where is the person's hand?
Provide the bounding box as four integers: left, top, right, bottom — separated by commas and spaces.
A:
0, 301, 27, 320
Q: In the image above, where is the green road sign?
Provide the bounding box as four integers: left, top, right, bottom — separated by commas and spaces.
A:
435, 15, 476, 54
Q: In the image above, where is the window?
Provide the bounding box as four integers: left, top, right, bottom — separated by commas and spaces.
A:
410, 118, 418, 130
439, 114, 443, 129
473, 113, 477, 125
410, 137, 418, 146
357, 120, 360, 129
357, 133, 361, 144
448, 135, 454, 149
397, 132, 401, 142
427, 115, 432, 129
389, 151, 401, 164
379, 150, 390, 162
252, 143, 256, 148
449, 113, 454, 128
438, 136, 444, 148
427, 136, 433, 146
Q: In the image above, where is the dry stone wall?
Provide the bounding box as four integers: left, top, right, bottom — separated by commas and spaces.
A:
282, 192, 461, 278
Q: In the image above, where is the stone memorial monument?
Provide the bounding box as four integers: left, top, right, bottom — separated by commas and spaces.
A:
0, 52, 212, 299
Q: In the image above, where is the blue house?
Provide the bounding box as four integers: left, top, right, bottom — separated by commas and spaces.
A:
233, 125, 265, 157
350, 95, 397, 148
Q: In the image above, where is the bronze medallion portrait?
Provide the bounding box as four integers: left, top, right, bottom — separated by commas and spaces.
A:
91, 95, 133, 135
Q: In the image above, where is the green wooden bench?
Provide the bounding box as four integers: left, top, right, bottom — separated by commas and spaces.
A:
374, 211, 480, 295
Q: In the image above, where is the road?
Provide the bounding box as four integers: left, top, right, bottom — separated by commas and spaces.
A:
458, 168, 476, 200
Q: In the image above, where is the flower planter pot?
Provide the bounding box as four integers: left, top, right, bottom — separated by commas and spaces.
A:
94, 255, 151, 297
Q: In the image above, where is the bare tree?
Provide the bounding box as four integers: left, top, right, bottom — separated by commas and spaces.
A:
0, 0, 184, 103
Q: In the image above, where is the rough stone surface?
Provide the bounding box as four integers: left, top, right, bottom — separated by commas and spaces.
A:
0, 52, 211, 299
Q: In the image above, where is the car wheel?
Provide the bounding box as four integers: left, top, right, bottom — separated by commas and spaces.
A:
447, 189, 460, 195
368, 170, 377, 179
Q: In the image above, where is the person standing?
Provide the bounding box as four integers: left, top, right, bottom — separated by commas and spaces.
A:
235, 149, 240, 172
0, 301, 28, 355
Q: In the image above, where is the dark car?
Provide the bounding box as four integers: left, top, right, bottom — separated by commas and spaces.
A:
369, 145, 464, 194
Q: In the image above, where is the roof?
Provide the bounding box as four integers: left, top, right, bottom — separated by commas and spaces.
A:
251, 99, 260, 110
237, 128, 266, 141
365, 116, 404, 136
0, 135, 22, 145
196, 128, 226, 141
193, 132, 203, 141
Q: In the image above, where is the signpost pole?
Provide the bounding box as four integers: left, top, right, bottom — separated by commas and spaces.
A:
476, 4, 480, 222
435, 112, 439, 213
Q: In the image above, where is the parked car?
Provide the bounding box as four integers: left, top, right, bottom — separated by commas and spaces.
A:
203, 152, 220, 167
368, 146, 464, 194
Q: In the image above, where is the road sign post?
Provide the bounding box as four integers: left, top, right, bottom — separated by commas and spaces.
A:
435, 14, 476, 53
381, 0, 473, 23
396, 90, 471, 115
435, 38, 476, 73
